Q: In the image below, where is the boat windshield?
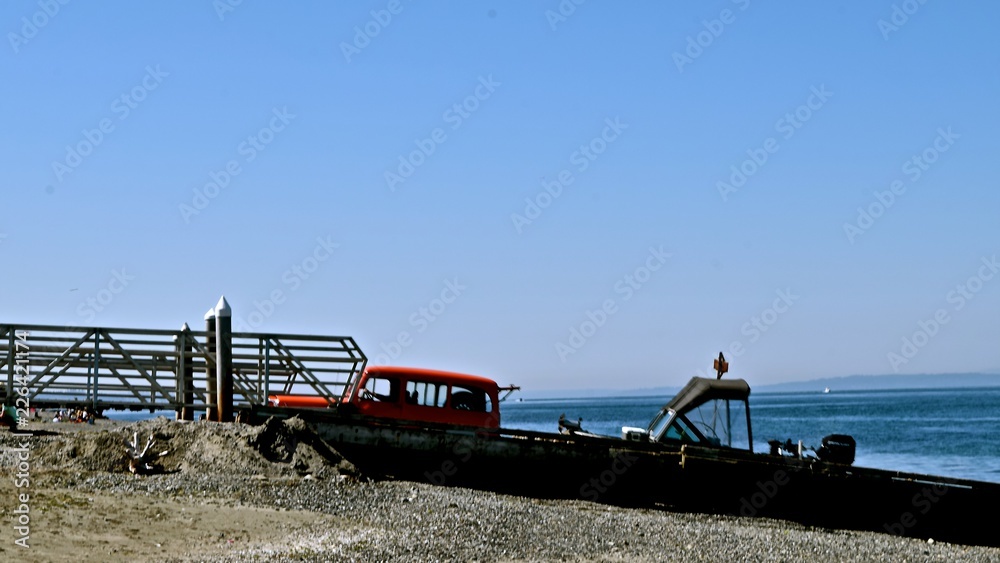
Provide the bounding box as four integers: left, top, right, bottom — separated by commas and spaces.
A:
649, 377, 753, 450
662, 413, 706, 443
648, 409, 673, 439
684, 398, 750, 450
649, 399, 751, 450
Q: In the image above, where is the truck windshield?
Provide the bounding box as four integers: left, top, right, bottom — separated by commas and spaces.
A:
361, 377, 399, 402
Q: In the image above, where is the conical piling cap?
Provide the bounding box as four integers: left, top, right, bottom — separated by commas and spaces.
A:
174, 322, 192, 341
215, 295, 232, 318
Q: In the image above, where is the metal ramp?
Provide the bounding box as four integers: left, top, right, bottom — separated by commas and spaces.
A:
1, 322, 366, 419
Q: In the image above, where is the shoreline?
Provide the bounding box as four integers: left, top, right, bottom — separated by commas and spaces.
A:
1, 418, 997, 561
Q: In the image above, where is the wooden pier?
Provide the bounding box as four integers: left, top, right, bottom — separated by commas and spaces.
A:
0, 296, 366, 421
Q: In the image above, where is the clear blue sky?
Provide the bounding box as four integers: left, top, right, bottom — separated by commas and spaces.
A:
3, 1, 998, 390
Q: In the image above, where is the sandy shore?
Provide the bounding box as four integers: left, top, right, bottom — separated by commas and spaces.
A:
0, 417, 997, 562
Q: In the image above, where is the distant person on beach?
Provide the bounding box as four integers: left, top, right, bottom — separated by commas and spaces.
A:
1, 406, 17, 430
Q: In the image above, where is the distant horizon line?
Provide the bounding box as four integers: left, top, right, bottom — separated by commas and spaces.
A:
518, 371, 1000, 400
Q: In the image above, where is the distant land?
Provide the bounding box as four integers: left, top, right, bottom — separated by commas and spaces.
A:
520, 373, 1000, 400
756, 372, 1000, 394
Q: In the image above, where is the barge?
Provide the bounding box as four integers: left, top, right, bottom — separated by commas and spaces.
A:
247, 361, 1000, 547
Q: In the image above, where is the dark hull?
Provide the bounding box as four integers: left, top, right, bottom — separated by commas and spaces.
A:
250, 407, 1000, 547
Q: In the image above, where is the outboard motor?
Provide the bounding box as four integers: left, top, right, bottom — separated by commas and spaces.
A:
817, 434, 856, 465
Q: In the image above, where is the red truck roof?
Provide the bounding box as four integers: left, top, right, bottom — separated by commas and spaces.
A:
352, 365, 502, 429
363, 365, 500, 391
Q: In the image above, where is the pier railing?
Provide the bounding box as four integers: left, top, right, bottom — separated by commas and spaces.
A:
0, 318, 366, 420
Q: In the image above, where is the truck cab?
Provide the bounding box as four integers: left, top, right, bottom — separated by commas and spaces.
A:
269, 366, 502, 429
347, 366, 501, 429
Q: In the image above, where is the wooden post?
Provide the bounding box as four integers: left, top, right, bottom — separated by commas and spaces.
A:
205, 308, 217, 422
6, 329, 15, 406
173, 327, 183, 420
175, 323, 194, 421
264, 338, 271, 404
92, 330, 101, 411
215, 296, 233, 423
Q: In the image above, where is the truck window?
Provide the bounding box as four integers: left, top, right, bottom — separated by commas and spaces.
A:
450, 385, 490, 412
361, 377, 398, 403
406, 381, 446, 408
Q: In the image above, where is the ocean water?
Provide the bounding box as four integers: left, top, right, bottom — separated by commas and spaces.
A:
501, 387, 1000, 484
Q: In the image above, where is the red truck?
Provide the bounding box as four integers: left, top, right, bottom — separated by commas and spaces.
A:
268, 365, 503, 429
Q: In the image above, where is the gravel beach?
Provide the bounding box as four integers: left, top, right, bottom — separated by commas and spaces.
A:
0, 417, 997, 562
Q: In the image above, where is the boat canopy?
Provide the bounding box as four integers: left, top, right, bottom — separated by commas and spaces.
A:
664, 377, 751, 415
645, 376, 754, 450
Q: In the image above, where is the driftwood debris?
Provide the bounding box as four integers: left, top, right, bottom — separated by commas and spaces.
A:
125, 432, 169, 474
